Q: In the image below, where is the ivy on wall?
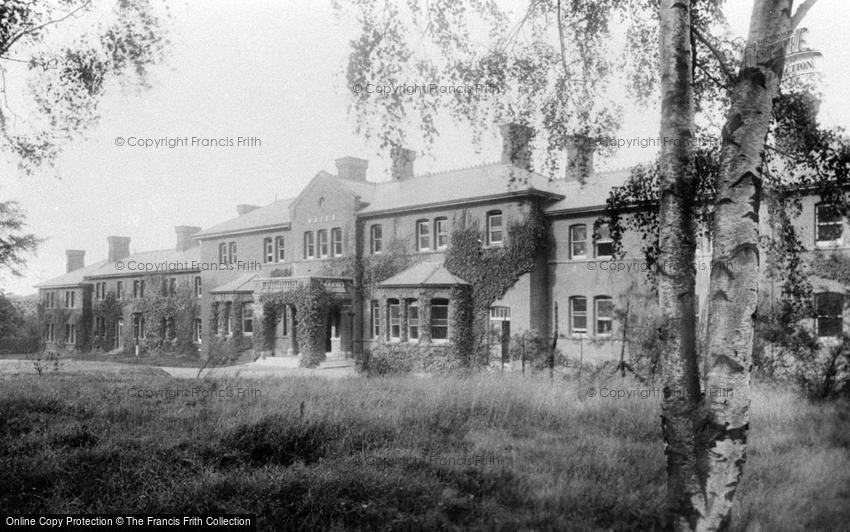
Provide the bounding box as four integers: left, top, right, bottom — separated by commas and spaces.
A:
259, 282, 335, 368
444, 200, 547, 366
206, 294, 253, 363
91, 292, 125, 351
135, 276, 199, 356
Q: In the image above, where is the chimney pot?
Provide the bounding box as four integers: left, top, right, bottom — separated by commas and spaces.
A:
174, 226, 202, 252
107, 236, 131, 263
565, 135, 595, 183
335, 156, 369, 181
237, 204, 260, 216
500, 123, 534, 171
390, 146, 416, 181
65, 250, 85, 273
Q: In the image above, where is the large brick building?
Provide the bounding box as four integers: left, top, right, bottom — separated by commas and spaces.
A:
35, 124, 849, 365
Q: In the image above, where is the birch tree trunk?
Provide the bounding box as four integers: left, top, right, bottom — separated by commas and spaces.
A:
657, 0, 701, 529
699, 1, 807, 530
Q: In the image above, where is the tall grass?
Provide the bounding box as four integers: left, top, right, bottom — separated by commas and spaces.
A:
0, 371, 846, 530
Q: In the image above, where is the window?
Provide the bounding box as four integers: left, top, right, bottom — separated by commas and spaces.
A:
228, 242, 237, 264
407, 300, 420, 341
431, 298, 449, 340
45, 323, 55, 343
815, 292, 843, 337
417, 220, 431, 251
242, 302, 253, 335
44, 291, 55, 309
194, 276, 202, 298
388, 299, 400, 340
435, 218, 448, 249
595, 224, 614, 258
169, 278, 177, 297
219, 243, 227, 264
331, 228, 342, 257
371, 300, 380, 338
276, 236, 285, 262
304, 231, 314, 259
371, 225, 383, 254
816, 203, 843, 245
225, 302, 233, 336
280, 306, 288, 336
213, 303, 222, 335
570, 296, 587, 335
65, 290, 75, 308
95, 282, 105, 300
65, 323, 76, 344
487, 211, 503, 246
116, 281, 123, 300
570, 225, 587, 259
194, 319, 202, 344
595, 296, 614, 335
132, 313, 145, 341
317, 230, 329, 258
133, 280, 144, 298
264, 237, 274, 263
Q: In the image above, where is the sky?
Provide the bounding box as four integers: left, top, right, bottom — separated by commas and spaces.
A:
2, 0, 848, 295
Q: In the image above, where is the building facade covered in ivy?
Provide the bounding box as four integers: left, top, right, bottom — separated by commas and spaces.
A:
35, 123, 850, 367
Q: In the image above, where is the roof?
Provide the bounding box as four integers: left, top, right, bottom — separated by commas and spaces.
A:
35, 246, 202, 288
194, 198, 295, 239
543, 168, 632, 214
33, 260, 110, 289
356, 163, 565, 215
378, 262, 469, 288
210, 273, 257, 294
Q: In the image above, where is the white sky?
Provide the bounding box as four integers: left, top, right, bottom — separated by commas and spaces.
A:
2, 0, 848, 295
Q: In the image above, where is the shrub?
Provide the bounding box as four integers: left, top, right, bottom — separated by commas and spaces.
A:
507, 329, 560, 372
362, 343, 460, 376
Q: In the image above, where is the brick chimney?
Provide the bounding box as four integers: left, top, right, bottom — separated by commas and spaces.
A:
390, 146, 416, 181
500, 123, 534, 170
175, 226, 201, 251
107, 236, 131, 263
237, 204, 260, 216
335, 156, 369, 181
565, 135, 595, 183
65, 250, 85, 273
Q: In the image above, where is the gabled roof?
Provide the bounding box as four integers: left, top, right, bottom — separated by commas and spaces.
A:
378, 262, 469, 288
194, 198, 295, 239
210, 273, 257, 294
356, 163, 564, 215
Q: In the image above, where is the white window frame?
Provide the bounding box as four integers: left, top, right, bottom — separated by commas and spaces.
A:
407, 300, 420, 342
371, 224, 383, 254
816, 203, 844, 247
371, 300, 380, 338
430, 298, 450, 341
331, 228, 342, 257
304, 231, 315, 259
388, 299, 401, 341
417, 220, 431, 251
317, 229, 329, 258
487, 211, 503, 246
264, 237, 274, 263
276, 236, 286, 262
242, 302, 254, 336
570, 296, 587, 335
595, 223, 614, 259
595, 296, 614, 336
228, 242, 237, 265
570, 224, 587, 259
194, 318, 202, 344
435, 218, 448, 249
194, 276, 202, 298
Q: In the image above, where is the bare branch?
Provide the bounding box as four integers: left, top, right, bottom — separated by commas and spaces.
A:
791, 0, 818, 30
691, 26, 735, 83
0, 1, 92, 56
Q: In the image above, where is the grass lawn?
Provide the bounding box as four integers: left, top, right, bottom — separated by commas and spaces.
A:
0, 370, 847, 531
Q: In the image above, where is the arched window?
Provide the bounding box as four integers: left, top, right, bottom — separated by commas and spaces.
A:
569, 224, 587, 259
487, 211, 503, 246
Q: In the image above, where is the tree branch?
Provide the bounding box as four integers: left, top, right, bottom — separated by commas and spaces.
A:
691, 26, 735, 83
791, 0, 818, 30
0, 1, 92, 56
